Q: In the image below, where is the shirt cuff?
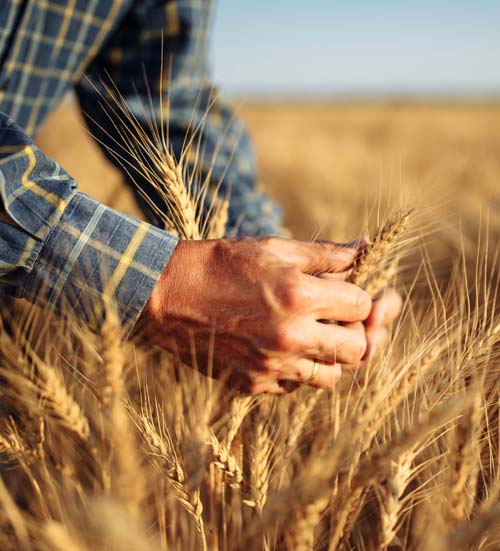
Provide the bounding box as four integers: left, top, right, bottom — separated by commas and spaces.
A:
22, 192, 179, 334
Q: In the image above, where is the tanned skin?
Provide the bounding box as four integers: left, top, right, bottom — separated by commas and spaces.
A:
139, 237, 402, 394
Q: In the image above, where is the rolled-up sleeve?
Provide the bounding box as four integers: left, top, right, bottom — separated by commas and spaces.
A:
0, 111, 178, 330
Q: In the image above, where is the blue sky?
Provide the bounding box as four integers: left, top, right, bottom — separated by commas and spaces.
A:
212, 0, 500, 96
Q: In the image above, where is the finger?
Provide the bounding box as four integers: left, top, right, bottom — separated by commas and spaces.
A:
275, 357, 343, 389
304, 276, 372, 322
364, 326, 389, 361
365, 288, 403, 328
306, 321, 367, 366
306, 362, 342, 389
269, 238, 360, 275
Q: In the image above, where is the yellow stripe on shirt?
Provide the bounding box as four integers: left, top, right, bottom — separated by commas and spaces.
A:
18, 146, 67, 213
95, 221, 150, 317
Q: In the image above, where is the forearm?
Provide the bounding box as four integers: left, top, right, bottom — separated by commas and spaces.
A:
0, 111, 178, 331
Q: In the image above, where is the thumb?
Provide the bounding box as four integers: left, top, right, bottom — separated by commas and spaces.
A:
270, 238, 360, 275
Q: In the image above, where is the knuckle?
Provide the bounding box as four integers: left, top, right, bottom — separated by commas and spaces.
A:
268, 324, 295, 352
275, 328, 293, 351
279, 269, 305, 310
292, 364, 306, 381
274, 361, 300, 381
259, 356, 275, 375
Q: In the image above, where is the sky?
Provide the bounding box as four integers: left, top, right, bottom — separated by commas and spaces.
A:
212, 0, 500, 97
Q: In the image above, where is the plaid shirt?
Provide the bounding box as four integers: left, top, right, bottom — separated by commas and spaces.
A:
0, 0, 283, 330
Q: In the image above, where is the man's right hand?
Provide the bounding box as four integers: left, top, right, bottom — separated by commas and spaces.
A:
138, 237, 373, 394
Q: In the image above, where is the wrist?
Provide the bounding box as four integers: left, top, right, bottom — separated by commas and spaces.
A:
136, 239, 217, 337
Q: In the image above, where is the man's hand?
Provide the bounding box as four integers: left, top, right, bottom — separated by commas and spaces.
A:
138, 237, 400, 394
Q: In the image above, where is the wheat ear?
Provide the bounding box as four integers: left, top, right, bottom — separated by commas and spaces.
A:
225, 396, 253, 448
0, 422, 41, 467
287, 494, 329, 551
245, 420, 272, 513
0, 362, 89, 444
0, 328, 90, 442
98, 311, 125, 409
361, 344, 444, 447
206, 196, 229, 239
349, 210, 412, 290
447, 390, 483, 524
365, 256, 399, 298
377, 450, 416, 549
92, 79, 202, 240
153, 147, 201, 240
208, 430, 243, 488
135, 412, 206, 542
329, 395, 469, 548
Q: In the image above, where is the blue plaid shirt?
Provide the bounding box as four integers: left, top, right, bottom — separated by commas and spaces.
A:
0, 0, 283, 330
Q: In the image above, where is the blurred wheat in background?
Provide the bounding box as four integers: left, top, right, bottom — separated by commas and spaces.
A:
0, 98, 499, 550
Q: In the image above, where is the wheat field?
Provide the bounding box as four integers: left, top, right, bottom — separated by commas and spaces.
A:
36, 100, 500, 279
0, 99, 499, 550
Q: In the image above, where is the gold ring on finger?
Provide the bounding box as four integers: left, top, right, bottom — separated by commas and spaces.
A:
304, 360, 319, 383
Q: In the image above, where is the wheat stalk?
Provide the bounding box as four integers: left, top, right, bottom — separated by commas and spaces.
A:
95, 311, 144, 517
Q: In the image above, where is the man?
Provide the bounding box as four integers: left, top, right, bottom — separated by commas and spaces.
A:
0, 1, 401, 394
